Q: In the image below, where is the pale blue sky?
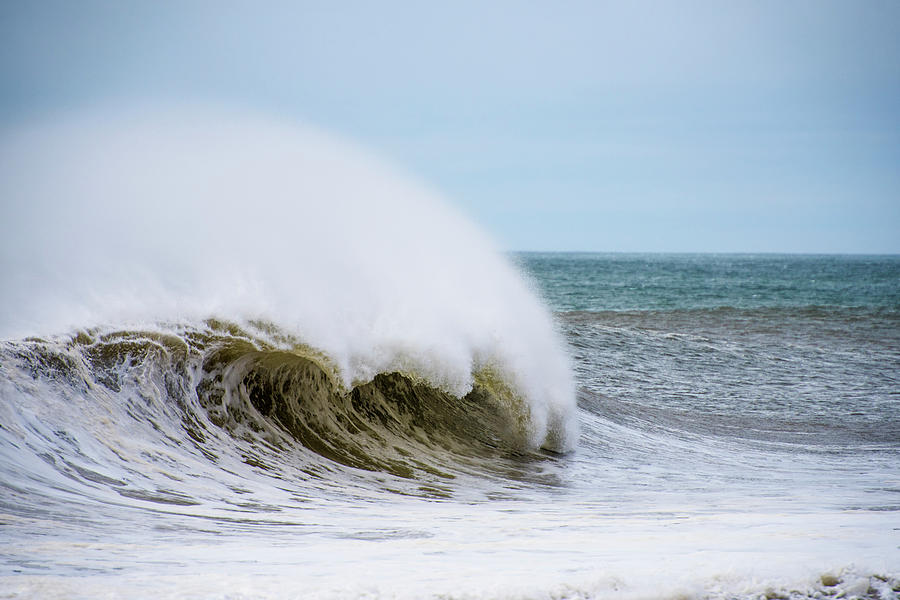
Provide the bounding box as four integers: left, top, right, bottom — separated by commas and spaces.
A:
2, 1, 898, 252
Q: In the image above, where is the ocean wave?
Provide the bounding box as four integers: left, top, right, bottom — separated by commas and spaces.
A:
3, 319, 560, 485
0, 106, 577, 453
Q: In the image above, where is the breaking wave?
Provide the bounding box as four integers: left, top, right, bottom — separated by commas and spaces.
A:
2, 319, 558, 489
0, 105, 577, 458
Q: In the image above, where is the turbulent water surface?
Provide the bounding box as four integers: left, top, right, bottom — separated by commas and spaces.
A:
1, 113, 899, 599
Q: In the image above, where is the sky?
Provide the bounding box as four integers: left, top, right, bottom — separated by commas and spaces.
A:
1, 0, 898, 253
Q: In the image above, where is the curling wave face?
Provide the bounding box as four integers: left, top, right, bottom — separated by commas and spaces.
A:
1, 319, 557, 497
0, 106, 577, 453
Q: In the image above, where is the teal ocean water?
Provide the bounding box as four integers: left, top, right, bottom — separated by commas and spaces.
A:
519, 253, 900, 311
521, 253, 900, 440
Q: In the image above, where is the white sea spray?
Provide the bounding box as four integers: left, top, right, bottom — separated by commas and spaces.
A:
0, 105, 577, 450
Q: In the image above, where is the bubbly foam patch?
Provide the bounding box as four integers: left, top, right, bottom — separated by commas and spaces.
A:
0, 106, 577, 450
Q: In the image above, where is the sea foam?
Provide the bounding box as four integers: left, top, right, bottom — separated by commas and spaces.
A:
0, 105, 577, 450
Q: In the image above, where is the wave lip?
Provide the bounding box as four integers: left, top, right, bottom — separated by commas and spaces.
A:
0, 105, 577, 451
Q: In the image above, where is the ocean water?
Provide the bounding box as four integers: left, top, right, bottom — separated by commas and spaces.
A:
1, 110, 899, 599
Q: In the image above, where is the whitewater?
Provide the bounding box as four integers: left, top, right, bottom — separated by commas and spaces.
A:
1, 108, 898, 600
